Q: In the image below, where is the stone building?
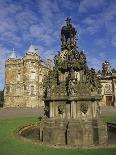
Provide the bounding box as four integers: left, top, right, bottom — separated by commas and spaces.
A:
40, 18, 107, 147
4, 45, 51, 108
98, 61, 116, 107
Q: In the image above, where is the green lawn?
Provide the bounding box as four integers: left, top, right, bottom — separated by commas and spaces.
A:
0, 117, 116, 155
103, 115, 116, 123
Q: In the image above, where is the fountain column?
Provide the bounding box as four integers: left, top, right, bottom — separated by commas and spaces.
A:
71, 101, 76, 119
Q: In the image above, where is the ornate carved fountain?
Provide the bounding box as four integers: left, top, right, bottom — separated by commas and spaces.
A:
40, 17, 107, 147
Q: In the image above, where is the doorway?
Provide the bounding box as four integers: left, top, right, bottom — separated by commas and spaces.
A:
106, 96, 112, 106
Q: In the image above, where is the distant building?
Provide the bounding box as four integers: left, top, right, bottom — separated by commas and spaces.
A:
4, 45, 51, 108
98, 61, 116, 107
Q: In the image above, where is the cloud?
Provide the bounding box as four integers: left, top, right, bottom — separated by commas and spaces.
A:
78, 1, 116, 52
58, 0, 79, 11
110, 58, 116, 69
86, 52, 104, 71
111, 35, 116, 47
0, 1, 39, 47
81, 15, 104, 35
30, 24, 57, 47
79, 0, 106, 13
30, 25, 44, 38
0, 46, 11, 90
94, 38, 109, 48
15, 10, 38, 30
0, 0, 116, 90
0, 19, 17, 33
86, 50, 116, 72
0, 31, 21, 47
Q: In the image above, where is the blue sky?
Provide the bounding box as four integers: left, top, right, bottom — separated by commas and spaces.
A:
0, 0, 116, 90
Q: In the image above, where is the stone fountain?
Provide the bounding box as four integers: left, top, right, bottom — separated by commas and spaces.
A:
39, 17, 108, 147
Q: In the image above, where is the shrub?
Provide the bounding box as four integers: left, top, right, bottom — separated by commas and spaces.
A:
0, 90, 4, 107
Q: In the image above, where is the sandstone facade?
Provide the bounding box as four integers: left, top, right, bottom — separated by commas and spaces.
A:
4, 45, 51, 108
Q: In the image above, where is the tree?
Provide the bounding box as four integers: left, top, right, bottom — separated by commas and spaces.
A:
0, 90, 4, 107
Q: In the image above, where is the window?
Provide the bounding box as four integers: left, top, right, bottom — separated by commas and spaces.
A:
30, 72, 36, 80
24, 85, 26, 90
17, 73, 21, 81
30, 86, 35, 96
39, 75, 43, 83
31, 61, 35, 64
75, 72, 80, 81
6, 86, 10, 94
105, 84, 112, 94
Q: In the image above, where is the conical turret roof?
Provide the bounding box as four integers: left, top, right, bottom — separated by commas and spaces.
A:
26, 44, 38, 54
9, 48, 17, 59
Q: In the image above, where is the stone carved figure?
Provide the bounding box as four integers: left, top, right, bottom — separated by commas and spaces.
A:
86, 68, 102, 94
79, 51, 86, 67
58, 105, 65, 114
44, 105, 49, 117
80, 103, 88, 114
54, 54, 58, 66
68, 80, 76, 95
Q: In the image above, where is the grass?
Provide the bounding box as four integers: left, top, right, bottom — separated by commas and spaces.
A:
103, 115, 116, 123
0, 117, 116, 155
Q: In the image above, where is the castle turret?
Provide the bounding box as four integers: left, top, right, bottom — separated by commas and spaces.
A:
4, 45, 50, 108
102, 61, 112, 76
26, 44, 38, 55
9, 48, 17, 59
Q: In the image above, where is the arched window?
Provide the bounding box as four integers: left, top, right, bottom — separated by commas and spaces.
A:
75, 72, 80, 81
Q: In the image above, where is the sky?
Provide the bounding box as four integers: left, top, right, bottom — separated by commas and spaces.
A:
0, 0, 116, 90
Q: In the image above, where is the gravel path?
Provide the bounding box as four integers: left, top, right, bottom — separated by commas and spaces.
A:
0, 107, 44, 119
101, 107, 116, 116
0, 106, 116, 120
